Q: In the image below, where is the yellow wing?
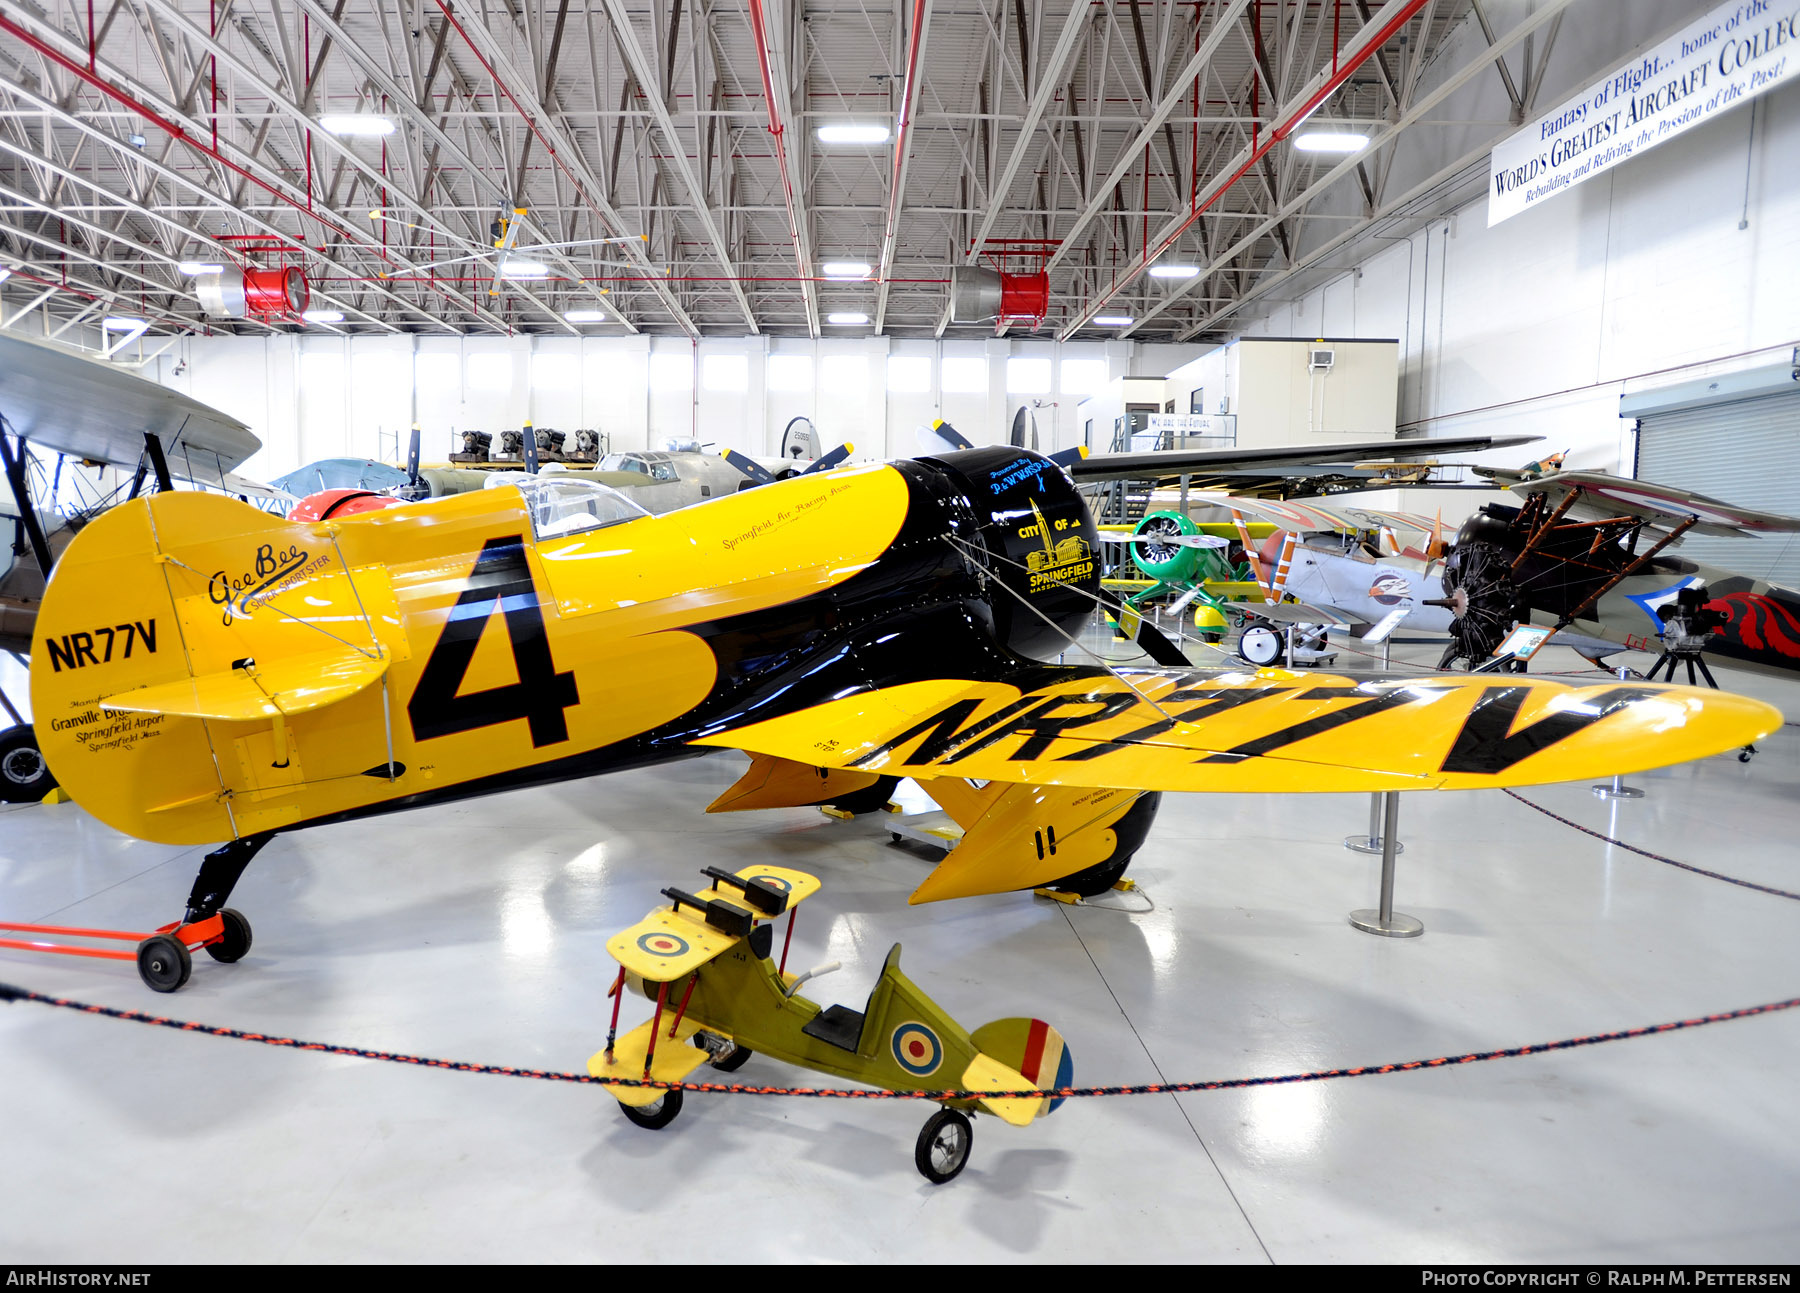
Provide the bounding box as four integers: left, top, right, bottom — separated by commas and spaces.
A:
97, 646, 388, 722
608, 905, 741, 981
692, 667, 1780, 793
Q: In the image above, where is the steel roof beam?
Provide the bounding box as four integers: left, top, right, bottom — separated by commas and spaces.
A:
601, 0, 757, 332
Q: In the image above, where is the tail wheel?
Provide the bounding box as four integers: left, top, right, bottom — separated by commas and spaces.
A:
1044, 791, 1161, 898
1237, 621, 1286, 667
0, 725, 55, 803
204, 909, 253, 964
1439, 541, 1520, 668
620, 1089, 684, 1130
915, 1108, 973, 1184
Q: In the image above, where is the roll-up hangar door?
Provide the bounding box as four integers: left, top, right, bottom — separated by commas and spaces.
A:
1625, 359, 1800, 587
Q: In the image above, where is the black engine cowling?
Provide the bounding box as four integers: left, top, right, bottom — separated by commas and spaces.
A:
917, 447, 1100, 661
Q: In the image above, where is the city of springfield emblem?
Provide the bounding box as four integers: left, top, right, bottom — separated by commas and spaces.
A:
1022, 500, 1094, 592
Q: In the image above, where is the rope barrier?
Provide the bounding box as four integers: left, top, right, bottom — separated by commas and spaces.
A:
2, 980, 1792, 1101
1503, 789, 1800, 902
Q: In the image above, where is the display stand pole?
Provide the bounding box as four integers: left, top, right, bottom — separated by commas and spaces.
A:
1345, 790, 1403, 855
1593, 665, 1645, 799
1349, 792, 1423, 937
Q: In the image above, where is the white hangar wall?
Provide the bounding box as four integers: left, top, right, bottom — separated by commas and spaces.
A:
1226, 22, 1800, 513
151, 334, 1203, 481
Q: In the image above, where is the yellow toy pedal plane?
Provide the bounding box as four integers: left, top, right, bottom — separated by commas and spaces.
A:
589, 865, 1071, 1184
24, 441, 1783, 990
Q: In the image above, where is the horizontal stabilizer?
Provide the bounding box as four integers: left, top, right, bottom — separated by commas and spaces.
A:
961, 1053, 1043, 1126
99, 645, 388, 722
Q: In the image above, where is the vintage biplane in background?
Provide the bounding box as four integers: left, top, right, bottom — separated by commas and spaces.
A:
25, 427, 1782, 990
590, 864, 1069, 1183
1436, 471, 1800, 678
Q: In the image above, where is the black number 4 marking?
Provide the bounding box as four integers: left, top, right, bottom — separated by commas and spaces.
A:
408, 536, 578, 748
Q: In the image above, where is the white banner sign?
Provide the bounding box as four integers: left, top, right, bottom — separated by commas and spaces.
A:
1489, 0, 1798, 226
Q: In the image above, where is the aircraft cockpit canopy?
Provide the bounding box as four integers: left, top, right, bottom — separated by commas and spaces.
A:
513, 476, 650, 540
597, 451, 681, 482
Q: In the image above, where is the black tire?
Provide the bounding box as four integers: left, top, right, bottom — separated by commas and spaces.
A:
824, 774, 901, 816
620, 1088, 684, 1130
711, 1044, 753, 1073
1046, 791, 1162, 898
915, 1108, 973, 1184
0, 725, 55, 803
1237, 622, 1285, 667
136, 934, 192, 993
204, 908, 253, 964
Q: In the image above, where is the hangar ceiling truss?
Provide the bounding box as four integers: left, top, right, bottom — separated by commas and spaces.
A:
0, 0, 1568, 343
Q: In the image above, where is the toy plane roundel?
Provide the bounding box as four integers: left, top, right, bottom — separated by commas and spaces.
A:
27, 444, 1781, 974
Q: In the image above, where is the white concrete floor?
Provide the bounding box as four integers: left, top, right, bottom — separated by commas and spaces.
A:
2, 638, 1798, 1263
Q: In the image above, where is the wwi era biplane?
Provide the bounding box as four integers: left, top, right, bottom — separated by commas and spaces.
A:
23, 426, 1782, 990
590, 864, 1069, 1183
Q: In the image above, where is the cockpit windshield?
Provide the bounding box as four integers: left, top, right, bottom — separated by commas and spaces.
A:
511, 476, 650, 540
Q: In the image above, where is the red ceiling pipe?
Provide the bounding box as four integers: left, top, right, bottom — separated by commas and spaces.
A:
877, 0, 930, 287
747, 0, 811, 309
1060, 0, 1430, 339
0, 11, 475, 321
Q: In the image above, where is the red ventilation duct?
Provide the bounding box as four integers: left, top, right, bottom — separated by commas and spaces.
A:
197, 265, 310, 321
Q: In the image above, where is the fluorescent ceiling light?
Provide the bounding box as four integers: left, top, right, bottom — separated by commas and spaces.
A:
1147, 265, 1199, 279
500, 259, 548, 279
562, 309, 610, 323
816, 124, 890, 145
0, 268, 12, 284
1291, 131, 1369, 153
178, 261, 222, 275
1092, 316, 1134, 326
826, 311, 869, 325
102, 316, 146, 331
302, 309, 344, 324
821, 260, 871, 279
318, 114, 396, 136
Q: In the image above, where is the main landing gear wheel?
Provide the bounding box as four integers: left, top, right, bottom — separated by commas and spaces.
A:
825, 774, 902, 816
915, 1108, 973, 1184
0, 725, 55, 803
1237, 621, 1285, 667
620, 1089, 684, 1130
135, 934, 192, 993
1045, 791, 1162, 898
204, 908, 253, 964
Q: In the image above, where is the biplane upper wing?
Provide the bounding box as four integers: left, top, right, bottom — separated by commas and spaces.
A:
1507, 471, 1800, 539
1199, 494, 1438, 539
608, 905, 743, 981
1067, 433, 1540, 493
0, 333, 260, 477
694, 667, 1779, 799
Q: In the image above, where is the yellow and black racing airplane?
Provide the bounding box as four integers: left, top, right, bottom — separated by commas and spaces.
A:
27, 439, 1780, 987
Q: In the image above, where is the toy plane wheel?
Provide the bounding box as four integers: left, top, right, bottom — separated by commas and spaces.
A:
135, 934, 192, 993
710, 1044, 753, 1073
203, 908, 253, 964
915, 1108, 973, 1184
619, 1089, 684, 1130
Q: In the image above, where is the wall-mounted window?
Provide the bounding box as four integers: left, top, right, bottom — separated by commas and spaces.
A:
767, 353, 812, 392
819, 354, 867, 393
1061, 358, 1107, 395
940, 356, 987, 393
887, 355, 931, 393
648, 352, 692, 391
702, 353, 748, 392
532, 353, 577, 391
1007, 356, 1052, 394
1188, 387, 1205, 415
466, 351, 513, 392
